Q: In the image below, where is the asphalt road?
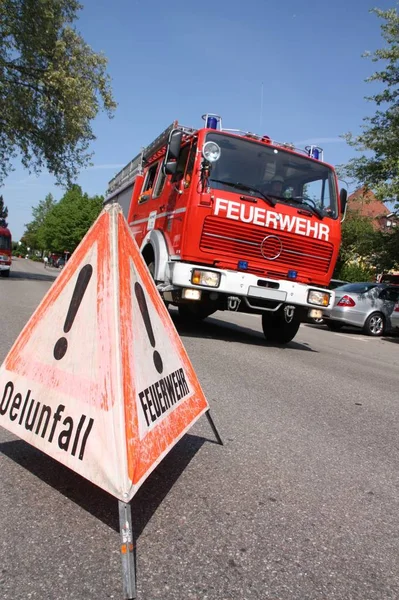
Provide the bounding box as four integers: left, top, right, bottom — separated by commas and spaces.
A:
1, 258, 399, 600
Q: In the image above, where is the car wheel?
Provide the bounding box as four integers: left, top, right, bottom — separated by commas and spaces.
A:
326, 321, 343, 331
363, 312, 385, 336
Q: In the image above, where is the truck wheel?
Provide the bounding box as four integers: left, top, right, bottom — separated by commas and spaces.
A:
178, 304, 215, 322
261, 311, 300, 344
363, 312, 385, 336
0, 270, 9, 278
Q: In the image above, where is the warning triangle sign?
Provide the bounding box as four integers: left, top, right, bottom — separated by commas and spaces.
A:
0, 203, 209, 501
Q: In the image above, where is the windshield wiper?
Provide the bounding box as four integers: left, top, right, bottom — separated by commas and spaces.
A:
288, 197, 324, 220
209, 178, 276, 207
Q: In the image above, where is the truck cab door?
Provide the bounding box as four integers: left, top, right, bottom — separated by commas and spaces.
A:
163, 140, 197, 254
130, 161, 166, 243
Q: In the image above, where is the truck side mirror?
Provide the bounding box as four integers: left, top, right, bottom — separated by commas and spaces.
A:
163, 129, 182, 175
340, 188, 347, 214
163, 161, 178, 176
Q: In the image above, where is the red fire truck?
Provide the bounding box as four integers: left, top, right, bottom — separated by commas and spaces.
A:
105, 114, 347, 343
0, 226, 12, 278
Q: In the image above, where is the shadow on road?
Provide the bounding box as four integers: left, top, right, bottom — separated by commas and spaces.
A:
172, 313, 317, 352
9, 270, 58, 282
0, 433, 207, 537
381, 336, 399, 344
305, 322, 399, 340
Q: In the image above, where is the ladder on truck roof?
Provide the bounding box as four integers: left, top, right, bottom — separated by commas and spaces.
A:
106, 121, 197, 198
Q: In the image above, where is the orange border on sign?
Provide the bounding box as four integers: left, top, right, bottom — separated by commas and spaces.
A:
5, 211, 117, 411
118, 217, 208, 485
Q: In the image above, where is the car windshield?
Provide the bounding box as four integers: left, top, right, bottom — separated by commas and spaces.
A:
206, 132, 338, 218
335, 283, 378, 294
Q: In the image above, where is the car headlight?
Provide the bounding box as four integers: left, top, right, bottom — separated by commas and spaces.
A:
308, 290, 331, 306
191, 269, 220, 287
202, 141, 221, 163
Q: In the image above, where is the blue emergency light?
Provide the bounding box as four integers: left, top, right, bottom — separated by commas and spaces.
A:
305, 145, 323, 161
202, 113, 221, 130
238, 260, 248, 270
288, 270, 298, 279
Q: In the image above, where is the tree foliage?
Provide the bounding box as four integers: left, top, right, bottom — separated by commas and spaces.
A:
373, 226, 399, 272
0, 194, 8, 227
23, 192, 56, 249
41, 185, 103, 252
333, 212, 379, 280
27, 185, 103, 253
0, 0, 116, 185
342, 6, 399, 204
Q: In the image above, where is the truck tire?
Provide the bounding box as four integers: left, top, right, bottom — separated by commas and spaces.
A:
262, 311, 300, 344
178, 304, 215, 322
0, 270, 10, 278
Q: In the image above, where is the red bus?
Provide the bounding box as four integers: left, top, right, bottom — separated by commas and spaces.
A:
0, 226, 12, 278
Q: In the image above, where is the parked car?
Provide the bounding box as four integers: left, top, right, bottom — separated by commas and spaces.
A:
390, 302, 399, 331
307, 279, 349, 324
323, 282, 399, 336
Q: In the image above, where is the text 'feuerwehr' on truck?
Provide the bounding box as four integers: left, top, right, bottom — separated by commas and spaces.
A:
105, 113, 347, 344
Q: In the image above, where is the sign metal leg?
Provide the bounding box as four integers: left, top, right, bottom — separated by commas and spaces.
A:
205, 409, 223, 445
118, 500, 136, 599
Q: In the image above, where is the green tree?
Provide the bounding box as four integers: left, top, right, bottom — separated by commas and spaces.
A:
373, 226, 399, 272
40, 184, 102, 252
0, 0, 116, 185
342, 6, 399, 204
334, 212, 378, 280
0, 194, 8, 227
23, 193, 56, 251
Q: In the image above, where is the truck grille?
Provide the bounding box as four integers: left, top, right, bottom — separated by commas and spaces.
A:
200, 216, 333, 275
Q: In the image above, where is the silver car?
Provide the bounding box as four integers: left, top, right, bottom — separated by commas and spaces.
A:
323, 282, 399, 336
390, 302, 399, 331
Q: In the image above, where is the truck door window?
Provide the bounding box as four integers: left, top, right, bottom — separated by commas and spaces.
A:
153, 163, 167, 198
143, 163, 158, 192
139, 162, 159, 202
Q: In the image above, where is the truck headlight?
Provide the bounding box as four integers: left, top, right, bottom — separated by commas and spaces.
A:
191, 269, 220, 287
308, 290, 331, 306
202, 141, 221, 163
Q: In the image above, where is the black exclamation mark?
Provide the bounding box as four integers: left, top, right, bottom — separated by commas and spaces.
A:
134, 282, 163, 374
53, 264, 93, 360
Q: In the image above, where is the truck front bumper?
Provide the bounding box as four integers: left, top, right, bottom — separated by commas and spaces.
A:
167, 262, 334, 311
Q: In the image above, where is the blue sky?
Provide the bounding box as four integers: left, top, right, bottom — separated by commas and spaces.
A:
3, 0, 396, 240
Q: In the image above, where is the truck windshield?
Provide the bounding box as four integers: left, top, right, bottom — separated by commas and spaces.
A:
0, 235, 11, 250
206, 132, 338, 219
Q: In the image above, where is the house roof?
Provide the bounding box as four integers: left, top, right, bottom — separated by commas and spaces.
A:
348, 187, 390, 219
